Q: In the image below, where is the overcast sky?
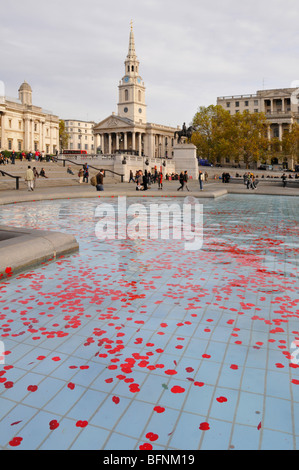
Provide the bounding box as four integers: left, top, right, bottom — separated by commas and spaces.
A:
1, 0, 299, 128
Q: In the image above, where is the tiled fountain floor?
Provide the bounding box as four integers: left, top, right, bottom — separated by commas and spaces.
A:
0, 195, 298, 450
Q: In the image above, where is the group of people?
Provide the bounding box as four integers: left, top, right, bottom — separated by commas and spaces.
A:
24, 166, 48, 191
130, 169, 162, 191
129, 169, 163, 188
243, 172, 258, 189
1, 150, 52, 164
221, 172, 231, 183
78, 163, 89, 184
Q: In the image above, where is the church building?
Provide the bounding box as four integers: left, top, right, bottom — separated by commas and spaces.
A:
93, 24, 180, 159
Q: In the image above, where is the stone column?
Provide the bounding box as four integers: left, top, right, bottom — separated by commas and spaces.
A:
116, 132, 119, 151
278, 123, 283, 141
0, 113, 5, 150
50, 125, 53, 153
132, 131, 135, 151
138, 133, 141, 155
124, 132, 127, 150
31, 119, 34, 151
108, 133, 112, 154
24, 117, 29, 151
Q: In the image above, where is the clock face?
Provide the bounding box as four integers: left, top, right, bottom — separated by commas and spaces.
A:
124, 107, 128, 113
137, 77, 141, 83
124, 76, 129, 83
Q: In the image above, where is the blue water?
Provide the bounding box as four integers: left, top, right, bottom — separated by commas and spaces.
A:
0, 195, 298, 450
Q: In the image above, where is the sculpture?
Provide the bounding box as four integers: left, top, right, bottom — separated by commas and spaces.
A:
174, 123, 194, 144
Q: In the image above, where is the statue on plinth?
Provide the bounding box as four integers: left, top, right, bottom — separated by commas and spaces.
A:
174, 122, 194, 144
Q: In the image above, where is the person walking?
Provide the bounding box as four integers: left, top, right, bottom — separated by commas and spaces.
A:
129, 170, 135, 183
281, 173, 287, 188
33, 167, 39, 188
83, 164, 89, 183
177, 172, 185, 191
183, 171, 190, 191
96, 169, 105, 191
199, 171, 204, 190
78, 168, 84, 184
158, 172, 163, 190
25, 165, 34, 191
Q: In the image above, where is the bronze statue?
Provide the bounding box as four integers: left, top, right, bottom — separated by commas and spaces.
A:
174, 124, 194, 143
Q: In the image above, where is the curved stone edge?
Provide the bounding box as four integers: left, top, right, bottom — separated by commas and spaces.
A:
0, 225, 79, 279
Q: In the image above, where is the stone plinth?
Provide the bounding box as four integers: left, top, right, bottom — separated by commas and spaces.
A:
173, 143, 199, 180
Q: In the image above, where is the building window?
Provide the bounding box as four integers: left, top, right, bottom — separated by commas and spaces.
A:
254, 100, 258, 106
235, 101, 239, 107
9, 119, 12, 128
254, 109, 259, 113
8, 139, 12, 150
138, 90, 141, 101
19, 121, 22, 130
125, 89, 129, 101
18, 140, 22, 151
226, 102, 230, 108
34, 123, 37, 132
245, 101, 249, 106
78, 143, 81, 149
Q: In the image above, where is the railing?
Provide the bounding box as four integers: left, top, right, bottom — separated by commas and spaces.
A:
54, 157, 125, 182
0, 169, 21, 190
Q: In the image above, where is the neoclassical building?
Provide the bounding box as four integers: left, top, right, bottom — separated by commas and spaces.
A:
0, 81, 59, 154
217, 87, 299, 140
93, 24, 180, 159
64, 119, 96, 153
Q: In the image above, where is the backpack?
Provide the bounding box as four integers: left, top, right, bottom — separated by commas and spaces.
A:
90, 175, 97, 186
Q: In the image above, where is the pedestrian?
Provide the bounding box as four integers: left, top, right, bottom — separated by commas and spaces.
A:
33, 167, 39, 187
67, 166, 74, 175
129, 170, 135, 183
199, 171, 204, 190
183, 171, 190, 191
158, 172, 163, 190
281, 173, 287, 187
136, 170, 143, 190
11, 151, 16, 164
78, 168, 84, 184
143, 170, 148, 191
250, 174, 257, 189
83, 164, 89, 183
96, 169, 104, 191
25, 165, 34, 191
177, 172, 185, 191
246, 174, 252, 189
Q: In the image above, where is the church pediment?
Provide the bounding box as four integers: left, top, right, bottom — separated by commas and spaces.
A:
94, 114, 134, 131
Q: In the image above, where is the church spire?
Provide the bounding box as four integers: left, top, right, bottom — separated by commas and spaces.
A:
118, 23, 146, 123
127, 20, 136, 59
